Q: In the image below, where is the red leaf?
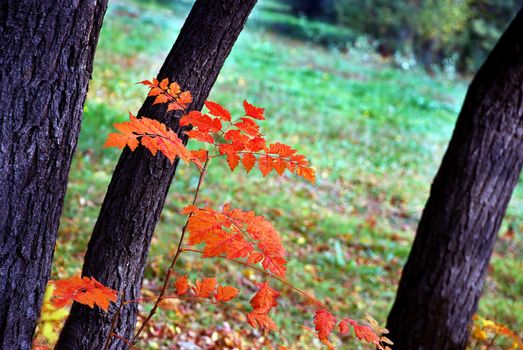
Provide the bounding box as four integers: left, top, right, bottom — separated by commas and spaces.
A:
246, 309, 277, 330
242, 153, 256, 173
246, 137, 266, 152
204, 100, 231, 121
159, 78, 169, 90
258, 155, 273, 177
148, 87, 163, 97
137, 79, 156, 87
185, 130, 214, 144
167, 102, 185, 111
104, 114, 192, 164
234, 117, 260, 136
261, 255, 287, 277
52, 276, 118, 311
226, 152, 240, 171
174, 275, 189, 296
250, 282, 280, 312
243, 100, 265, 120
338, 319, 350, 335
185, 205, 287, 276
225, 129, 250, 144
314, 309, 337, 342
180, 111, 221, 132
182, 205, 199, 215
177, 91, 193, 105
190, 149, 208, 163
192, 277, 217, 298
153, 94, 169, 105
345, 319, 381, 346
168, 82, 181, 95
215, 285, 239, 302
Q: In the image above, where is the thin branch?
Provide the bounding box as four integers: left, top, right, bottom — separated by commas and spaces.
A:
127, 156, 210, 348
103, 300, 125, 350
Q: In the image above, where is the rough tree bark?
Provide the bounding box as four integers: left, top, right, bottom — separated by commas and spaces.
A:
56, 1, 257, 349
0, 1, 108, 349
387, 8, 523, 350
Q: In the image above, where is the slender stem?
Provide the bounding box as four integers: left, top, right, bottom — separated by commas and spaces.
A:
127, 156, 210, 348
103, 300, 125, 350
182, 248, 327, 309
112, 334, 134, 347
486, 333, 499, 350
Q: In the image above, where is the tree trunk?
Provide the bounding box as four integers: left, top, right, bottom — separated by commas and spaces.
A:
387, 8, 523, 350
56, 1, 257, 349
0, 1, 108, 349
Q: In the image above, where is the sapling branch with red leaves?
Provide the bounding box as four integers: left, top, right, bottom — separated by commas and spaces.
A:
50, 78, 392, 349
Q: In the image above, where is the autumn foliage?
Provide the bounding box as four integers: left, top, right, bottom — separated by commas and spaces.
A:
51, 276, 117, 312
183, 204, 287, 277
50, 77, 389, 349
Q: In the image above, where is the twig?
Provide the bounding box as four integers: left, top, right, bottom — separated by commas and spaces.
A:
128, 156, 210, 347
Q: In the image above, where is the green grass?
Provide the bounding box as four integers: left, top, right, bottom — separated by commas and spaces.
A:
47, 0, 522, 348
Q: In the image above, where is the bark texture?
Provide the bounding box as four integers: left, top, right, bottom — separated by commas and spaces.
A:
387, 8, 523, 350
56, 1, 257, 349
0, 1, 108, 349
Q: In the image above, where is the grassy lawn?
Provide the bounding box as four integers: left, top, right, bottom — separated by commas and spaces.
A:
41, 0, 522, 348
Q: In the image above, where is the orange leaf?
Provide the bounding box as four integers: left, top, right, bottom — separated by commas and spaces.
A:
185, 130, 214, 144
225, 129, 250, 144
243, 100, 265, 120
104, 133, 138, 151
344, 319, 381, 346
52, 276, 118, 311
137, 79, 156, 87
159, 78, 169, 90
167, 102, 185, 111
338, 319, 350, 335
226, 153, 241, 171
192, 277, 217, 298
258, 155, 273, 177
247, 309, 277, 330
180, 110, 221, 144
177, 91, 193, 105
191, 149, 208, 163
148, 87, 163, 97
169, 82, 181, 95
104, 114, 192, 164
185, 206, 287, 276
215, 285, 239, 302
250, 282, 280, 312
182, 206, 198, 216
246, 137, 266, 152
234, 117, 260, 136
242, 153, 256, 173
314, 309, 337, 342
204, 100, 231, 121
140, 77, 191, 110
153, 94, 169, 105
174, 275, 189, 296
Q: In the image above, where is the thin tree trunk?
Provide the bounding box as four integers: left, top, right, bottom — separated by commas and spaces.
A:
56, 1, 257, 349
0, 1, 108, 349
387, 8, 523, 350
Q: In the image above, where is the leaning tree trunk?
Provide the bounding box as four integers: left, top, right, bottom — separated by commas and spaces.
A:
387, 8, 523, 350
0, 1, 108, 349
56, 1, 257, 349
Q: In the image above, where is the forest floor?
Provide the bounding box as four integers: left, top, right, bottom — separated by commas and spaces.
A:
36, 0, 522, 349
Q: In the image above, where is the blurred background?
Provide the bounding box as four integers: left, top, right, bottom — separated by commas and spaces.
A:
36, 0, 522, 348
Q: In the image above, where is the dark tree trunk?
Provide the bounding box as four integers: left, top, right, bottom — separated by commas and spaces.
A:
387, 9, 523, 350
56, 1, 257, 349
0, 1, 108, 349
